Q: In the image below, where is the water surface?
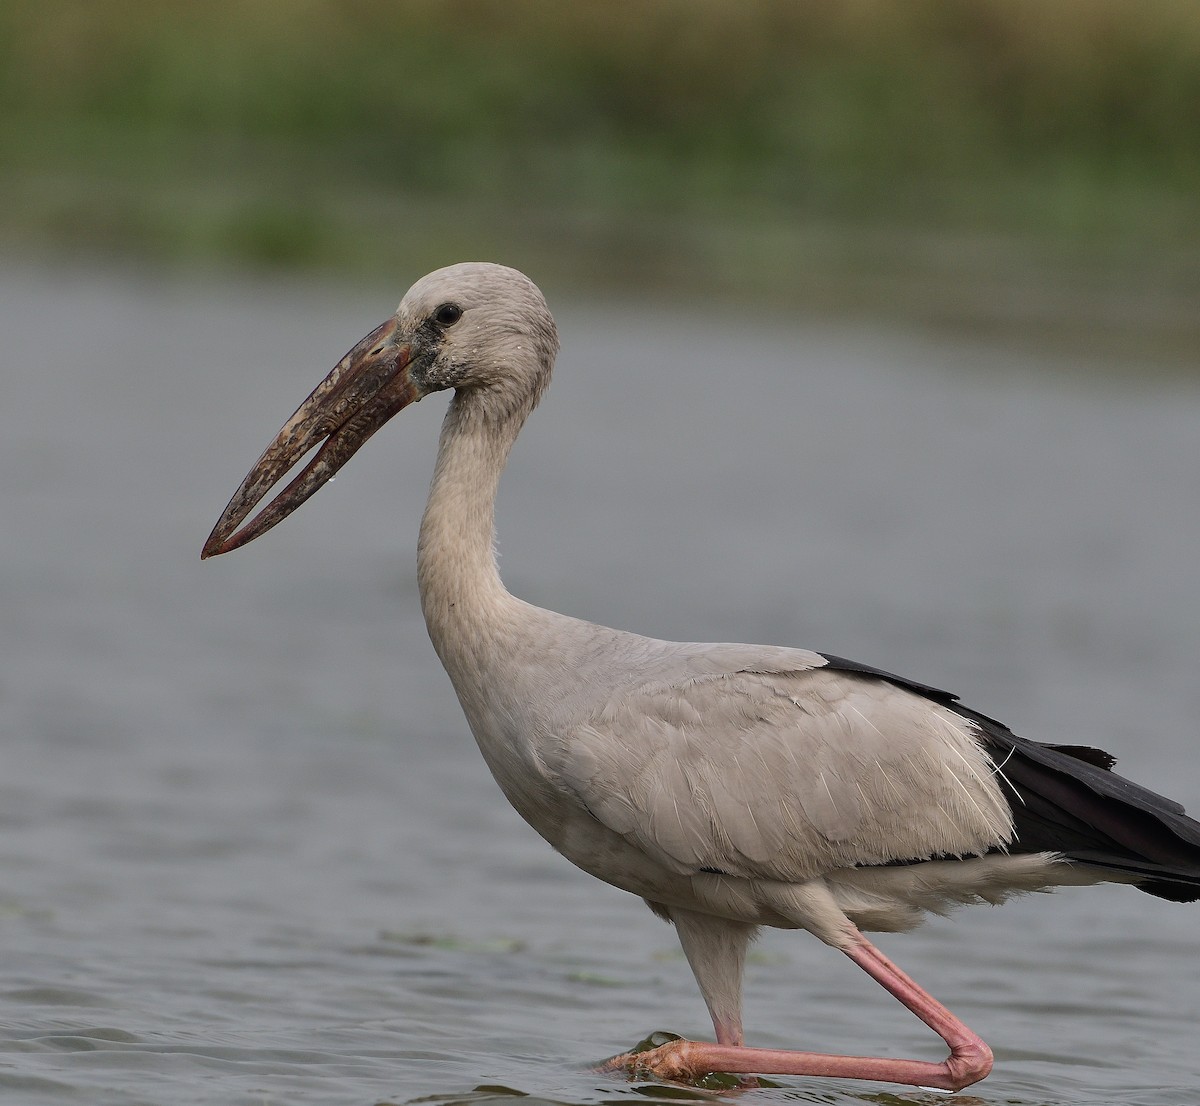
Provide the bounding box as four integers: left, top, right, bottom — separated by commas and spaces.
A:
1, 264, 1198, 1105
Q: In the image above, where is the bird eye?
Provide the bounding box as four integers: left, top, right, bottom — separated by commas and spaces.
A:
434, 303, 463, 327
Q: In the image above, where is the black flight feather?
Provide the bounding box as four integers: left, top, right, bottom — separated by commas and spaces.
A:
817, 653, 1200, 902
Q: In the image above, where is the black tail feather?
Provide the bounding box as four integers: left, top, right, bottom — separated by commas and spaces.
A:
966, 709, 1200, 903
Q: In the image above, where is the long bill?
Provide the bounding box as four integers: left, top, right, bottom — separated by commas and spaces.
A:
201, 317, 420, 559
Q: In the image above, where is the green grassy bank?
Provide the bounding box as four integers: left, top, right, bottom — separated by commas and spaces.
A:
3, 1, 1198, 349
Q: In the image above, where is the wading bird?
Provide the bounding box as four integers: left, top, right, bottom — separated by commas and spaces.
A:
203, 263, 1200, 1091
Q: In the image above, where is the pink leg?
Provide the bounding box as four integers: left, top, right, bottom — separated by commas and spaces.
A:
599, 933, 992, 1091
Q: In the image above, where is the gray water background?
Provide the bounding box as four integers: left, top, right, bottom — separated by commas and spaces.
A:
2, 263, 1198, 1105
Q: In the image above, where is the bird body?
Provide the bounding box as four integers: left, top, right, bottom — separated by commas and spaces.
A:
204, 262, 1200, 1090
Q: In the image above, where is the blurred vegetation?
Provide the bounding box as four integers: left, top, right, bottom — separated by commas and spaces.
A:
2, 0, 1198, 346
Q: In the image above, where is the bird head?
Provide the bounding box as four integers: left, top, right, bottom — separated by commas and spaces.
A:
201, 262, 558, 559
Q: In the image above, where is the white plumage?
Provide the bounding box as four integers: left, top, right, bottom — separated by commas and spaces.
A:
205, 262, 1200, 1091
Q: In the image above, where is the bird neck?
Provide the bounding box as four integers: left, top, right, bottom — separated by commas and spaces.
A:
417, 388, 526, 670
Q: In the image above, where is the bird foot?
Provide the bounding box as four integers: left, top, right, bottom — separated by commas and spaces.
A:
597, 1025, 990, 1092
598, 1037, 707, 1083
596, 1034, 758, 1088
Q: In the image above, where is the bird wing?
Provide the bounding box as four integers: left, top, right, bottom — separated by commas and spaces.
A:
552, 658, 1015, 883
